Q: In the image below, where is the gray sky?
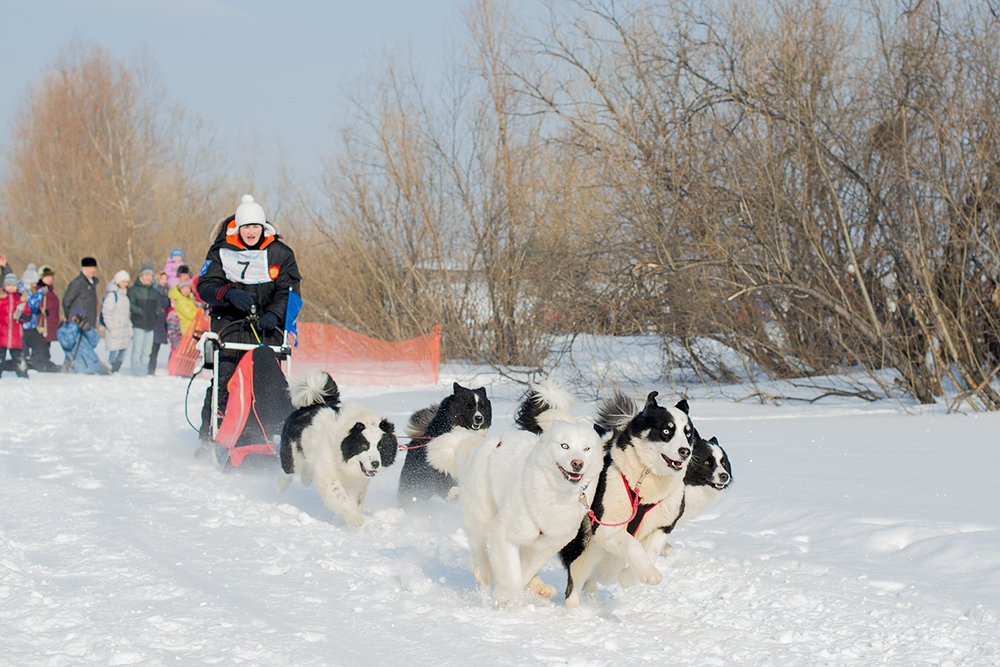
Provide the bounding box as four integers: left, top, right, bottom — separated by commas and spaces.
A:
0, 0, 461, 183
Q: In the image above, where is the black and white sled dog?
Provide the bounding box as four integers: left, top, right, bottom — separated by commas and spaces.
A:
431, 380, 604, 603
397, 382, 492, 505
559, 390, 694, 607
277, 369, 398, 528
673, 430, 732, 532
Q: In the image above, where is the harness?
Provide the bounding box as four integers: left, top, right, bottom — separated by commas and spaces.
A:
623, 473, 660, 536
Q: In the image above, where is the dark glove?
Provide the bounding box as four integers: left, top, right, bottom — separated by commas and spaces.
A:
259, 312, 279, 332
225, 288, 255, 312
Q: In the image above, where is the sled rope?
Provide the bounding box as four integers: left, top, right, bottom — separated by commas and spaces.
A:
587, 468, 649, 528
397, 436, 434, 451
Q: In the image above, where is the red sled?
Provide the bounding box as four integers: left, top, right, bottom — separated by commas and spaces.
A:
214, 345, 294, 468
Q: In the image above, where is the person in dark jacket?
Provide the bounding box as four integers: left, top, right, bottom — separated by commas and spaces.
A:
62, 257, 99, 329
148, 271, 171, 374
128, 264, 160, 376
196, 194, 301, 450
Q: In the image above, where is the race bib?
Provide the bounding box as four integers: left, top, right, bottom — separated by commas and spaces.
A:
219, 248, 272, 285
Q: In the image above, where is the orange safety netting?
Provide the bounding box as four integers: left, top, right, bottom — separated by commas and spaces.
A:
292, 323, 441, 386
168, 310, 209, 377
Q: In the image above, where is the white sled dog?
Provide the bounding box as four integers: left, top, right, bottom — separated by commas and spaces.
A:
559, 390, 694, 606
277, 370, 398, 528
428, 381, 604, 603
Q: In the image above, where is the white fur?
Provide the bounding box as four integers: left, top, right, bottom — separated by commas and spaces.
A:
453, 419, 604, 604
288, 368, 335, 409
529, 379, 578, 430
564, 405, 692, 607
280, 402, 388, 529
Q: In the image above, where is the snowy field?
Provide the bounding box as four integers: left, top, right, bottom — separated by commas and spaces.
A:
2, 364, 999, 665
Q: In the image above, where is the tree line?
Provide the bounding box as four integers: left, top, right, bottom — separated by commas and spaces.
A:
2, 0, 999, 410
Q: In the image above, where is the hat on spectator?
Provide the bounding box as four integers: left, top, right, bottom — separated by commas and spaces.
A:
39, 265, 54, 278
81, 257, 98, 268
3, 273, 18, 288
139, 263, 154, 277
20, 263, 39, 286
170, 248, 184, 259
114, 270, 130, 284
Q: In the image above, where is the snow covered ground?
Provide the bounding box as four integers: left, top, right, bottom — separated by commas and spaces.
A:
1, 367, 999, 665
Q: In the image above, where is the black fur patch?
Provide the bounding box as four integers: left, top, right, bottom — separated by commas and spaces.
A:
559, 453, 612, 597
514, 388, 547, 434
378, 419, 398, 468
320, 374, 341, 408
341, 422, 371, 461
279, 404, 328, 474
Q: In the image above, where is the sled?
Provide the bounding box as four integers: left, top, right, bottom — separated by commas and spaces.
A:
210, 342, 294, 468
207, 291, 302, 469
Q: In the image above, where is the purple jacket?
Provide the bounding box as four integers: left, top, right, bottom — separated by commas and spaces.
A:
163, 256, 185, 289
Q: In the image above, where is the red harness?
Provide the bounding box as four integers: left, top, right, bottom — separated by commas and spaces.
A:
588, 472, 660, 534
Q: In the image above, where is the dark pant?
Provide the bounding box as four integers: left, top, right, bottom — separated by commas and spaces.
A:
0, 347, 27, 377
149, 342, 162, 375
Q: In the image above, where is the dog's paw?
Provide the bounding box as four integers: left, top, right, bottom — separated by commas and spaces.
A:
472, 565, 492, 588
446, 486, 460, 502
528, 580, 557, 600
343, 512, 365, 529
640, 566, 662, 586
564, 593, 582, 608
618, 567, 638, 589
661, 542, 674, 555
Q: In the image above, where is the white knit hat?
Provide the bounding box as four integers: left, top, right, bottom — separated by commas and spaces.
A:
114, 269, 130, 284
21, 262, 39, 286
235, 194, 266, 228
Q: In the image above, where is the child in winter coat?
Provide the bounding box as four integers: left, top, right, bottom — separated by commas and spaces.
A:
1, 273, 31, 378
163, 249, 185, 288
103, 270, 132, 373
167, 279, 199, 337
24, 265, 61, 373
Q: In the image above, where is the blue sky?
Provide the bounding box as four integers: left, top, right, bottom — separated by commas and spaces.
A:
0, 0, 461, 182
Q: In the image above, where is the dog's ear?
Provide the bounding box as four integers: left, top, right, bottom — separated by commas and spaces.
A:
674, 398, 690, 415
351, 422, 366, 433
475, 386, 488, 401
708, 436, 719, 446
642, 391, 660, 412
453, 381, 463, 394
593, 422, 606, 437
378, 419, 398, 467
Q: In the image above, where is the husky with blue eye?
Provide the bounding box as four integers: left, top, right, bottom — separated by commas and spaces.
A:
277, 370, 397, 528
559, 390, 695, 607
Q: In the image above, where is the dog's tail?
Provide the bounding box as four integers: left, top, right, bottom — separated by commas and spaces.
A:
288, 369, 341, 409
426, 430, 483, 480
514, 378, 577, 434
596, 390, 639, 433
405, 403, 439, 437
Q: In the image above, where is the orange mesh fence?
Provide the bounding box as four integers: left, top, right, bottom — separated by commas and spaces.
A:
168, 310, 209, 377
292, 323, 440, 386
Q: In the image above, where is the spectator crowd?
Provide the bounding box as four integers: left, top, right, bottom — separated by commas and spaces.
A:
0, 248, 203, 378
